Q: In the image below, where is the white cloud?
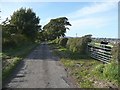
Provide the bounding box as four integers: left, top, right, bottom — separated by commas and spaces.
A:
39, 2, 117, 38
67, 2, 117, 19
65, 2, 117, 37
69, 17, 107, 30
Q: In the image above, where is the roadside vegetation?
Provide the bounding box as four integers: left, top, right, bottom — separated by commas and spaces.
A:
49, 35, 119, 88
2, 7, 71, 81
1, 7, 119, 89
2, 42, 38, 80
2, 8, 41, 80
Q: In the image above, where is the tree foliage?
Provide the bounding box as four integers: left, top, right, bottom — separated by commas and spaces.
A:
2, 8, 71, 48
43, 17, 71, 40
10, 8, 41, 40
2, 8, 41, 49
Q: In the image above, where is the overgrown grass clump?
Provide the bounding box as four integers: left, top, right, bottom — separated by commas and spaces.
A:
103, 62, 118, 82
92, 61, 119, 85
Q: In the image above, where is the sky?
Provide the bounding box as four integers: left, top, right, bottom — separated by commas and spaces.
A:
0, 0, 119, 38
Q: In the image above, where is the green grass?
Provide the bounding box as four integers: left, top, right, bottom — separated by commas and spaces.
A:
91, 61, 119, 86
2, 42, 39, 80
61, 58, 101, 88
51, 43, 119, 88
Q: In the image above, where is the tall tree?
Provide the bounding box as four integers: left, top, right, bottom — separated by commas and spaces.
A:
10, 8, 41, 41
43, 17, 71, 40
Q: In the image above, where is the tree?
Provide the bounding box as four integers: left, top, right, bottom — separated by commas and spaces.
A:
10, 8, 41, 41
2, 18, 17, 48
36, 30, 47, 42
2, 18, 28, 48
43, 17, 71, 41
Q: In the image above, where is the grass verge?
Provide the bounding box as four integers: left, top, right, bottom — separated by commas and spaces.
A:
50, 43, 119, 88
2, 42, 39, 80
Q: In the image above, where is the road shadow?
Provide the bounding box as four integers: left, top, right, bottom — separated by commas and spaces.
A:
25, 44, 59, 61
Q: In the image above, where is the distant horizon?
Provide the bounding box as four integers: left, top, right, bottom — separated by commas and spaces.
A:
0, 1, 118, 38
65, 35, 119, 39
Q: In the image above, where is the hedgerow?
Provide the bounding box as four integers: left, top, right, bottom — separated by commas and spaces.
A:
66, 35, 92, 54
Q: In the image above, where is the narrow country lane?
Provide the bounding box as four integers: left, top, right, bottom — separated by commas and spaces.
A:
3, 43, 75, 88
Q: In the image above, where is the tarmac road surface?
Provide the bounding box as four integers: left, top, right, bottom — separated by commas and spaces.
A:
3, 43, 75, 88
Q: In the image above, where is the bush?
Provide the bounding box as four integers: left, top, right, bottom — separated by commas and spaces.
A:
66, 38, 74, 51
54, 34, 92, 54
3, 34, 28, 49
66, 35, 92, 54
66, 38, 79, 52
54, 38, 60, 44
2, 40, 16, 49
59, 38, 68, 47
11, 34, 28, 45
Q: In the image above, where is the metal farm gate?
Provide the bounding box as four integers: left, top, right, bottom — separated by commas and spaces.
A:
87, 42, 113, 63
